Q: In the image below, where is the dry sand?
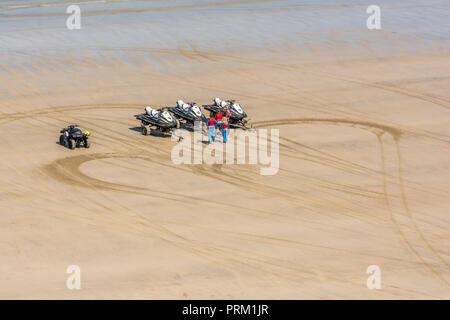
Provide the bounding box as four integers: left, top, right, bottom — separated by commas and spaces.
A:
0, 0, 449, 299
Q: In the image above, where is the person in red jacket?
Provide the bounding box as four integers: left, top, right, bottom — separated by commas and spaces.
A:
222, 118, 229, 143
207, 117, 218, 143
223, 106, 231, 122
216, 111, 223, 131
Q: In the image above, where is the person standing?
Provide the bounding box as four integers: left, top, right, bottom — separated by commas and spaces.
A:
222, 106, 231, 142
223, 105, 231, 122
222, 118, 229, 143
207, 116, 218, 143
216, 111, 223, 131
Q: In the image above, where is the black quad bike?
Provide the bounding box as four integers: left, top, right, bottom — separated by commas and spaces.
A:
203, 99, 250, 130
59, 125, 91, 149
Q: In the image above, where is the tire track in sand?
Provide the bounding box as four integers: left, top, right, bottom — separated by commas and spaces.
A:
40, 110, 449, 285
254, 118, 449, 286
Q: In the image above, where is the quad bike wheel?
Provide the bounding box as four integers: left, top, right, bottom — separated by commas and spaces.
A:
68, 139, 76, 150
59, 135, 65, 146
85, 139, 90, 148
141, 126, 148, 135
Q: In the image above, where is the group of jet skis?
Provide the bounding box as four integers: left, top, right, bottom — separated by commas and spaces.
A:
135, 98, 249, 136
58, 98, 249, 149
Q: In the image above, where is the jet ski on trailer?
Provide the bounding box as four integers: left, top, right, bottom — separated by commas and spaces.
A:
203, 98, 250, 129
167, 100, 207, 131
135, 106, 180, 136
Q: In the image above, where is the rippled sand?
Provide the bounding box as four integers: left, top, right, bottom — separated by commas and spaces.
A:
0, 0, 449, 299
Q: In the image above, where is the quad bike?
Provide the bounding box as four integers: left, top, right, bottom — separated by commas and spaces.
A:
135, 106, 180, 136
167, 100, 207, 131
203, 99, 250, 130
59, 125, 90, 149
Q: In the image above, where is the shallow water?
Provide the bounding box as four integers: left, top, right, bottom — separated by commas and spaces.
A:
1, 0, 448, 59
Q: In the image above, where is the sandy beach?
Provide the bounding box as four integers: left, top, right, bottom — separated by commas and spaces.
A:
0, 0, 449, 299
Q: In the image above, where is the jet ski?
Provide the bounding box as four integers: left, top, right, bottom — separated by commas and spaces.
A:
135, 106, 180, 136
203, 98, 249, 129
167, 100, 207, 128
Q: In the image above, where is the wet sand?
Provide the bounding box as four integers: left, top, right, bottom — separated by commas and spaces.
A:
0, 0, 449, 299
